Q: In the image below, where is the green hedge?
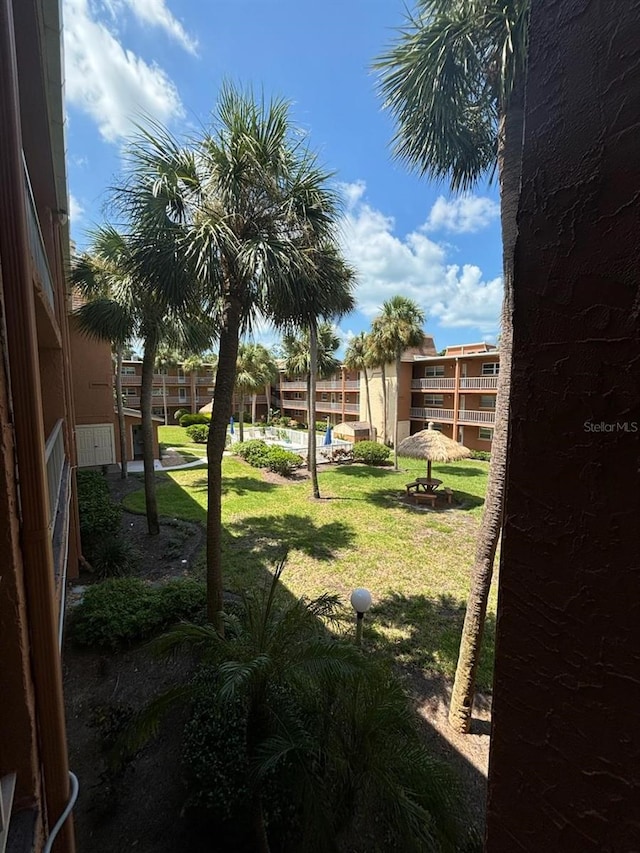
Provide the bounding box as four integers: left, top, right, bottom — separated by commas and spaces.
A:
76, 470, 122, 560
470, 449, 491, 462
235, 440, 303, 477
180, 413, 211, 427
352, 441, 390, 466
186, 424, 209, 443
70, 578, 206, 650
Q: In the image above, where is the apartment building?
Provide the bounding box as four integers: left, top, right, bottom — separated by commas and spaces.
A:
1, 0, 78, 848
275, 335, 500, 453
118, 359, 270, 424
410, 343, 499, 451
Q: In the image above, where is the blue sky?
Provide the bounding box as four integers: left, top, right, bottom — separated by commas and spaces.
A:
64, 0, 503, 353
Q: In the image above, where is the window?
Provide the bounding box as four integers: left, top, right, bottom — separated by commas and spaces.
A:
480, 395, 496, 409
479, 427, 494, 441
123, 387, 137, 396
178, 388, 187, 401
425, 365, 445, 377
152, 407, 164, 417
481, 362, 500, 375
321, 393, 328, 401
121, 365, 136, 375
424, 394, 444, 407
152, 388, 163, 397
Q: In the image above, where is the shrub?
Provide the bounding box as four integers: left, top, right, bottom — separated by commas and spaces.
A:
71, 578, 206, 650
264, 446, 303, 477
91, 535, 140, 580
173, 408, 189, 423
76, 470, 122, 560
179, 413, 211, 428
353, 440, 391, 466
471, 449, 491, 462
186, 424, 209, 443
330, 446, 353, 464
235, 439, 271, 468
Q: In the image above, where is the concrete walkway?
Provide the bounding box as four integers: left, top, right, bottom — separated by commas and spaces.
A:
124, 456, 207, 473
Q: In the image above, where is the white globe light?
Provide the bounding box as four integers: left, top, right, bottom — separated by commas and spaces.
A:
350, 588, 372, 614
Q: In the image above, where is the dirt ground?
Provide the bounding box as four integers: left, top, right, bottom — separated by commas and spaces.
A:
63, 466, 490, 851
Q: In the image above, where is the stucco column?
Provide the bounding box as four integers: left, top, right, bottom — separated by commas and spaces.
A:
452, 357, 460, 441
486, 2, 640, 850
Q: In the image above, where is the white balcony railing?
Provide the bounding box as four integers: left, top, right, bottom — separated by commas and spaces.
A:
410, 407, 455, 421
316, 380, 359, 391
316, 401, 360, 414
120, 374, 142, 386
23, 156, 55, 312
122, 395, 140, 406
411, 378, 455, 390
458, 409, 496, 424
280, 381, 308, 391
45, 420, 65, 533
459, 376, 499, 390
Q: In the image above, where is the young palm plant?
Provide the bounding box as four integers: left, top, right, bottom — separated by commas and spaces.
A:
371, 296, 426, 470
376, 0, 530, 731
234, 342, 278, 441
127, 560, 466, 853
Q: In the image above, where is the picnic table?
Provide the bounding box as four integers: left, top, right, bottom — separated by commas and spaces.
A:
405, 477, 442, 494
405, 478, 453, 507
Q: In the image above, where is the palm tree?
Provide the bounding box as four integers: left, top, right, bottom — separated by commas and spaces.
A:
70, 244, 132, 481
249, 344, 278, 425
365, 324, 392, 446
282, 322, 341, 499
154, 347, 182, 426
127, 86, 342, 628
234, 342, 275, 441
344, 332, 375, 441
371, 297, 426, 470
73, 226, 211, 535
376, 0, 530, 731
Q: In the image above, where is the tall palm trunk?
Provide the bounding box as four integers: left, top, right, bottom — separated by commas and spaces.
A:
393, 353, 402, 469
141, 331, 160, 535
207, 295, 242, 631
190, 370, 197, 413
381, 363, 388, 444
251, 392, 257, 425
264, 382, 271, 419
449, 85, 524, 733
114, 345, 128, 479
238, 394, 245, 442
308, 324, 320, 498
363, 366, 374, 441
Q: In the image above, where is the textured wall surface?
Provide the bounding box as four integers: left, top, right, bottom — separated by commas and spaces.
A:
486, 1, 640, 850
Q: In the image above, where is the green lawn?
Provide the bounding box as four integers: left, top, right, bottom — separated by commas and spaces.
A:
159, 425, 208, 462
125, 434, 498, 689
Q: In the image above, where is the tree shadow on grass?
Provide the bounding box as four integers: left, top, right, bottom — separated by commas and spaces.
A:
329, 464, 393, 479
367, 591, 496, 702
176, 474, 278, 497
357, 487, 485, 512
226, 513, 356, 562
436, 465, 486, 477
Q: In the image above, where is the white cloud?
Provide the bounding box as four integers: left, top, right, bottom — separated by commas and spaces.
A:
63, 0, 185, 143
339, 182, 502, 335
105, 0, 198, 55
69, 194, 84, 222
425, 194, 500, 234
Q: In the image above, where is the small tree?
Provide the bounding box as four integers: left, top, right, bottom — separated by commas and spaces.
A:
344, 332, 375, 441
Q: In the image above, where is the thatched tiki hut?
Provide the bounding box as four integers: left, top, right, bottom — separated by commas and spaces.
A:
396, 422, 471, 479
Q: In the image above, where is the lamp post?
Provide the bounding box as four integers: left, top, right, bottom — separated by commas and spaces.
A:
350, 588, 372, 646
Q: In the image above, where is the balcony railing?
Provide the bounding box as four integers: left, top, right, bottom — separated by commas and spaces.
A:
411, 378, 455, 390
123, 395, 140, 406
458, 409, 496, 424
45, 420, 65, 533
316, 401, 360, 414
23, 157, 55, 312
281, 398, 307, 409
409, 406, 496, 425
410, 407, 455, 421
459, 376, 498, 390
120, 374, 142, 386
316, 380, 359, 391
196, 376, 215, 385
280, 381, 307, 391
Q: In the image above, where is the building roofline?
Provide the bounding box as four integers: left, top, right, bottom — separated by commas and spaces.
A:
414, 350, 500, 363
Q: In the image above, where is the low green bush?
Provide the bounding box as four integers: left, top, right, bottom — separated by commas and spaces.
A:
71, 578, 206, 650
235, 439, 272, 467
173, 408, 189, 423
352, 440, 391, 466
186, 424, 209, 443
179, 413, 211, 427
264, 446, 303, 477
76, 470, 122, 560
470, 449, 491, 462
91, 536, 140, 580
